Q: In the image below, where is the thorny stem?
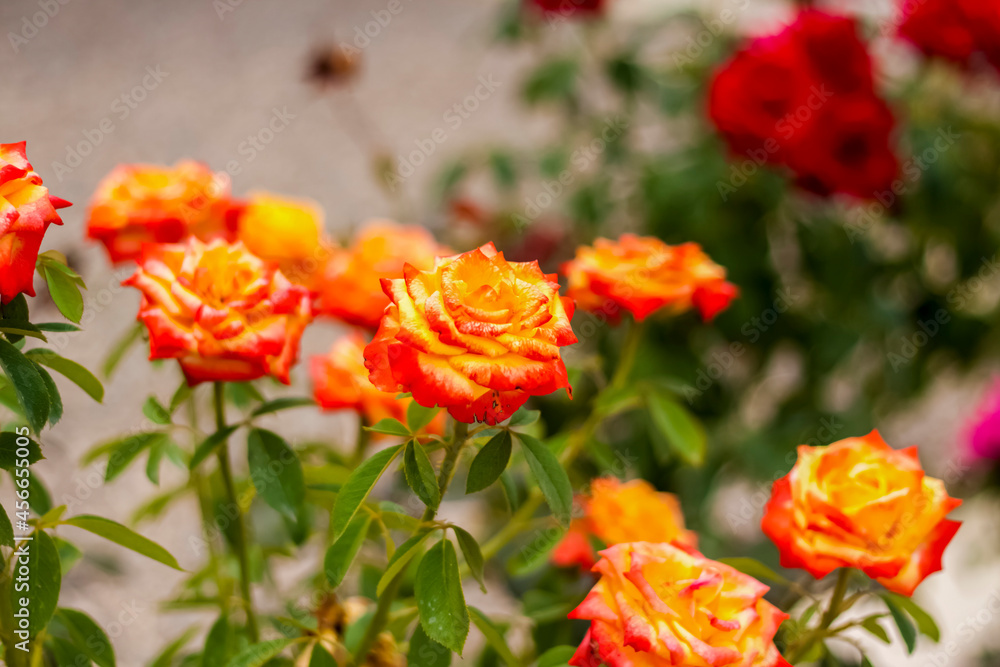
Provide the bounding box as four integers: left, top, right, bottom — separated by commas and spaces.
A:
352, 421, 471, 665
213, 382, 260, 643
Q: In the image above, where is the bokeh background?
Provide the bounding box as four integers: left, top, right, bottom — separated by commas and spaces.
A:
3, 0, 1000, 664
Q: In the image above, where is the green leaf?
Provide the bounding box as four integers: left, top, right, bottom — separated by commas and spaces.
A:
309, 644, 338, 667
325, 512, 372, 588
537, 646, 576, 667
247, 429, 306, 519
330, 445, 403, 542
377, 531, 433, 597
146, 437, 167, 485
13, 531, 61, 636
507, 409, 539, 428
54, 608, 116, 667
716, 558, 791, 586
28, 472, 52, 515
34, 322, 80, 332
104, 432, 168, 482
250, 397, 316, 417
0, 338, 49, 433
0, 504, 12, 548
407, 402, 441, 434
25, 349, 103, 402
34, 365, 62, 425
103, 322, 144, 378
139, 396, 171, 425
404, 440, 440, 509
469, 607, 518, 666
367, 418, 410, 437
408, 622, 452, 667
523, 59, 578, 106
225, 638, 298, 667
202, 614, 234, 667
42, 264, 84, 323
507, 526, 565, 576
516, 434, 573, 526
0, 431, 44, 470
148, 628, 196, 667
488, 151, 517, 190
646, 389, 706, 465
168, 382, 193, 414
416, 538, 469, 654
882, 593, 918, 653
189, 425, 240, 470
466, 431, 512, 494
0, 320, 46, 341
861, 615, 891, 644
61, 515, 183, 570
882, 593, 940, 642
452, 526, 486, 594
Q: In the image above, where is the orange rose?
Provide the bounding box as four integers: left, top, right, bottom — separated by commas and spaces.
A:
86, 161, 235, 263
561, 235, 738, 323
0, 142, 70, 303
569, 542, 788, 667
123, 238, 312, 385
761, 431, 962, 596
316, 222, 449, 329
235, 192, 334, 289
310, 332, 444, 436
363, 243, 577, 425
553, 478, 697, 570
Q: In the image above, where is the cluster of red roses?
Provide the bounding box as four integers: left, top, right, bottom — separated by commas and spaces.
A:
709, 10, 898, 200
899, 0, 1000, 73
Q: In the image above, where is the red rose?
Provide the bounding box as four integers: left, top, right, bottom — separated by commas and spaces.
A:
526, 0, 605, 19
0, 142, 70, 303
708, 10, 898, 200
898, 0, 1000, 72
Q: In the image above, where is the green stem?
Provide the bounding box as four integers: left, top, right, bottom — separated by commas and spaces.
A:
213, 382, 260, 643
784, 569, 851, 664
352, 421, 471, 665
481, 320, 644, 561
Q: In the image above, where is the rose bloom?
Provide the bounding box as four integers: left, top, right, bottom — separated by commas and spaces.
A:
898, 0, 1000, 73
762, 431, 962, 596
569, 542, 789, 667
316, 222, 449, 329
708, 10, 898, 200
0, 142, 71, 303
311, 332, 444, 437
553, 477, 697, 571
526, 0, 605, 19
561, 235, 738, 323
86, 161, 234, 264
364, 243, 577, 425
964, 379, 1000, 460
235, 192, 334, 289
123, 238, 312, 385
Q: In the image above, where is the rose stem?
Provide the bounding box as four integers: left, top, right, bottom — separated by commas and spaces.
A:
351, 420, 471, 665
213, 381, 260, 642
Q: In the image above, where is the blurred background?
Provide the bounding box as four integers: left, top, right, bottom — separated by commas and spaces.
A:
3, 0, 1000, 664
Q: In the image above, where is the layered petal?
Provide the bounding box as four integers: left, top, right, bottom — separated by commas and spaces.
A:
562, 235, 738, 324
235, 191, 334, 290
316, 221, 450, 329
761, 430, 962, 596
311, 332, 444, 437
554, 478, 698, 571
0, 142, 69, 303
569, 543, 788, 667
86, 161, 235, 263
363, 243, 577, 425
124, 238, 312, 385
